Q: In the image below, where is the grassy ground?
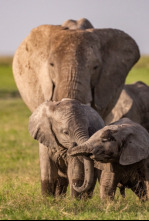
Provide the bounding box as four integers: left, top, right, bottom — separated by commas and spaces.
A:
0, 56, 149, 220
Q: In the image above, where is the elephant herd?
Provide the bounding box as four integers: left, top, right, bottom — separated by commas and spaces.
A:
13, 18, 149, 201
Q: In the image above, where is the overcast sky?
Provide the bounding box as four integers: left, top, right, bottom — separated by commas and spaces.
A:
0, 0, 149, 55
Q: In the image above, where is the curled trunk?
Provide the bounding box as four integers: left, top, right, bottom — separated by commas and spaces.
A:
72, 141, 94, 193
73, 156, 94, 193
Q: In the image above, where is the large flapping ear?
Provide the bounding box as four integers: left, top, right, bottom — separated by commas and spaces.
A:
13, 25, 62, 112
28, 101, 56, 148
105, 86, 134, 125
92, 29, 140, 119
112, 119, 149, 165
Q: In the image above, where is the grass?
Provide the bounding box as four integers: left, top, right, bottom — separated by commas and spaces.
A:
0, 56, 149, 219
126, 56, 149, 85
0, 59, 20, 98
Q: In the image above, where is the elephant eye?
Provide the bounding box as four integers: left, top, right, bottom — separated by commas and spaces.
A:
93, 65, 98, 70
102, 138, 108, 142
50, 63, 54, 67
63, 130, 69, 136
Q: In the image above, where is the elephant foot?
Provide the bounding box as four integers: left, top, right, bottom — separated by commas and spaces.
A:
131, 181, 147, 200
41, 180, 56, 197
117, 183, 126, 198
54, 177, 69, 197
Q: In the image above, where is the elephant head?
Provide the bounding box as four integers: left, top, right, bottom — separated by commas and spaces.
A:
13, 21, 140, 119
29, 98, 104, 192
68, 118, 149, 192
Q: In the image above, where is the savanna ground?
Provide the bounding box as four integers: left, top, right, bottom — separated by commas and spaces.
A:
0, 56, 149, 220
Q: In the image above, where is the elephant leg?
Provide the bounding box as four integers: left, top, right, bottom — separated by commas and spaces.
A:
100, 170, 118, 201
144, 164, 149, 200
54, 175, 69, 197
97, 169, 102, 182
117, 183, 126, 198
144, 180, 149, 200
39, 143, 58, 196
68, 157, 85, 199
131, 181, 146, 200
135, 161, 149, 200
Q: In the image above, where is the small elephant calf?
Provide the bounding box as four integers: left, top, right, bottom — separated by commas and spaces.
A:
68, 118, 149, 200
105, 81, 149, 132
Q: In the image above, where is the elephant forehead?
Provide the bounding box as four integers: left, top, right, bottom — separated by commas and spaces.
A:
51, 30, 98, 53
55, 101, 84, 115
101, 125, 119, 134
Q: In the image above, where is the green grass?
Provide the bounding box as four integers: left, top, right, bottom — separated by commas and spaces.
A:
0, 61, 20, 98
0, 56, 149, 219
126, 56, 149, 85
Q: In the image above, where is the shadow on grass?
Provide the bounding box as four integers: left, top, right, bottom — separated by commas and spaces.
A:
0, 90, 20, 99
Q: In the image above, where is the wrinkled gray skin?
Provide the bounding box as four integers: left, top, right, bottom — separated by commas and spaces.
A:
13, 19, 140, 118
13, 18, 139, 197
62, 18, 94, 30
29, 99, 104, 198
68, 118, 149, 200
105, 81, 149, 132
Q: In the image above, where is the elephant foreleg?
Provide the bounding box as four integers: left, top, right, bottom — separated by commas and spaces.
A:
39, 143, 58, 196
100, 171, 118, 201
54, 176, 69, 197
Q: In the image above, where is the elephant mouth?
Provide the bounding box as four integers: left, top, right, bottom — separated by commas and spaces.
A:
90, 154, 113, 162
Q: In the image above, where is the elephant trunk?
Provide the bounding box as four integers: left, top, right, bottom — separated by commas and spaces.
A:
72, 139, 94, 193
73, 156, 94, 193
52, 72, 92, 105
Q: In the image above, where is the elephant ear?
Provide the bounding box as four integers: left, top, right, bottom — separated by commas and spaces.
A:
13, 25, 61, 112
119, 123, 149, 165
28, 101, 56, 148
105, 86, 134, 125
92, 29, 140, 119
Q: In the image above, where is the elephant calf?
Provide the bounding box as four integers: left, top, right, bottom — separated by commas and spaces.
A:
105, 81, 149, 132
29, 98, 104, 198
68, 118, 149, 200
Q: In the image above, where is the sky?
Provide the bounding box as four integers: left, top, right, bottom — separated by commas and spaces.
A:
0, 0, 149, 55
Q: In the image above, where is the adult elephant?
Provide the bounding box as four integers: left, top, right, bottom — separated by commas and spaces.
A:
13, 20, 140, 118
13, 19, 140, 196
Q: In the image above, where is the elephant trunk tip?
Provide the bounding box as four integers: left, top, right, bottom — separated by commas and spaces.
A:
73, 180, 90, 193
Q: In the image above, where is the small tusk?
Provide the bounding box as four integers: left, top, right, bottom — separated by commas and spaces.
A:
61, 98, 75, 101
